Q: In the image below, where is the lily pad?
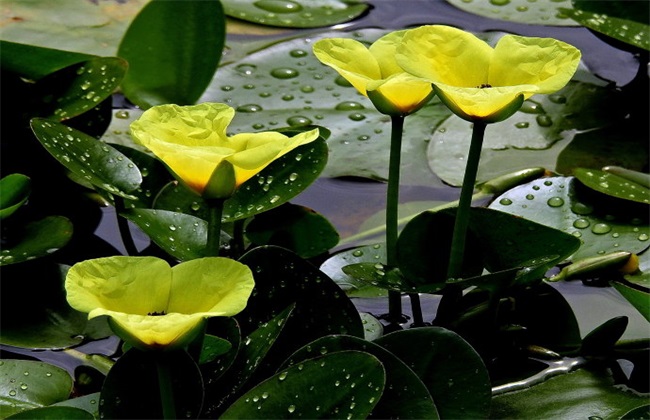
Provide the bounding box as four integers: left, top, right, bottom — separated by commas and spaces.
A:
490, 176, 650, 261
5, 406, 93, 419
199, 28, 452, 186
445, 0, 577, 26
0, 216, 73, 266
51, 392, 100, 418
320, 243, 388, 298
0, 360, 73, 418
611, 281, 650, 323
429, 79, 623, 186
0, 174, 31, 220
222, 0, 369, 28
0, 40, 92, 81
574, 168, 650, 205
30, 119, 142, 199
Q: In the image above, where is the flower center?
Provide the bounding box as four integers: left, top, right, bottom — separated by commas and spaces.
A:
148, 311, 167, 316
477, 84, 492, 89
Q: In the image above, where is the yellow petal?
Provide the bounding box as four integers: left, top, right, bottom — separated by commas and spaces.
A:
167, 257, 255, 316
397, 25, 492, 88
65, 256, 171, 316
312, 38, 381, 95
367, 72, 434, 115
368, 30, 409, 78
490, 35, 581, 93
434, 83, 535, 121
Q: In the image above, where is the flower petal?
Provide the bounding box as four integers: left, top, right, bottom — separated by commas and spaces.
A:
367, 73, 434, 115
489, 35, 581, 93
312, 38, 381, 96
167, 257, 255, 316
66, 256, 171, 316
434, 83, 535, 121
397, 25, 493, 88
368, 30, 409, 78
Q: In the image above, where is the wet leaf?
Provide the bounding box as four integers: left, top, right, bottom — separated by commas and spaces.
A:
51, 393, 100, 418
284, 335, 438, 419
0, 216, 72, 266
611, 280, 650, 323
199, 334, 233, 365
581, 316, 629, 357
246, 203, 339, 258
359, 313, 383, 341
221, 350, 385, 419
32, 57, 127, 121
491, 368, 648, 419
320, 243, 388, 298
0, 360, 72, 418
30, 119, 142, 199
121, 209, 207, 261
99, 349, 203, 419
6, 406, 93, 419
574, 168, 650, 205
490, 176, 650, 261
222, 0, 369, 28
118, 0, 226, 108
0, 174, 31, 220
375, 327, 491, 420
0, 40, 91, 81
445, 0, 577, 26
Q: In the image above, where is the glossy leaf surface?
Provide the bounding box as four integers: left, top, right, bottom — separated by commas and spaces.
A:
0, 216, 73, 266
0, 40, 92, 80
0, 174, 30, 220
445, 0, 577, 26
574, 168, 650, 205
320, 243, 388, 298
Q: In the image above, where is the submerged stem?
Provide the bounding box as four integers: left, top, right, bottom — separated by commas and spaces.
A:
206, 198, 225, 257
156, 358, 176, 420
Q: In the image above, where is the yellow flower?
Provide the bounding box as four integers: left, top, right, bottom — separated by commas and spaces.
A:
130, 103, 319, 199
65, 256, 255, 350
396, 25, 581, 123
313, 30, 435, 116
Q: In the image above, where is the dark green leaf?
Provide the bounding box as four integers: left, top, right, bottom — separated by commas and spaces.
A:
446, 0, 578, 26
574, 168, 650, 205
319, 243, 388, 298
199, 334, 233, 365
284, 335, 439, 419
99, 349, 203, 419
622, 404, 650, 419
0, 216, 73, 266
0, 174, 31, 220
581, 316, 629, 357
32, 57, 126, 120
118, 0, 226, 108
121, 209, 207, 261
246, 203, 339, 258
0, 360, 72, 418
222, 0, 370, 28
30, 119, 142, 199
221, 351, 385, 419
0, 40, 92, 80
611, 280, 650, 322
6, 406, 93, 419
375, 327, 492, 420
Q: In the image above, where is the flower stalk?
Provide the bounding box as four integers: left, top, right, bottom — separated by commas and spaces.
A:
156, 356, 176, 420
206, 198, 225, 257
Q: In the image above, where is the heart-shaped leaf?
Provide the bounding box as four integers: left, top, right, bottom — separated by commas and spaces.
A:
0, 216, 73, 266
574, 168, 650, 205
320, 243, 388, 298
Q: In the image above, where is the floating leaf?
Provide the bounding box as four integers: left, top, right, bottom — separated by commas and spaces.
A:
6, 406, 93, 419
121, 209, 207, 261
118, 0, 226, 108
30, 119, 142, 199
246, 203, 339, 258
222, 0, 370, 28
375, 327, 491, 420
199, 334, 233, 365
359, 313, 383, 341
574, 168, 650, 205
284, 335, 438, 419
0, 174, 30, 220
32, 57, 127, 121
0, 216, 72, 266
581, 316, 629, 357
445, 0, 577, 26
611, 280, 650, 323
0, 40, 92, 81
0, 360, 72, 418
221, 351, 385, 419
320, 243, 388, 298
490, 176, 650, 261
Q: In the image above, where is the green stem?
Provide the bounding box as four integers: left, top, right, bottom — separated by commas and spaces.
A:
62, 349, 114, 375
113, 196, 139, 256
446, 121, 487, 279
156, 357, 176, 420
232, 219, 246, 258
206, 198, 225, 257
385, 116, 406, 324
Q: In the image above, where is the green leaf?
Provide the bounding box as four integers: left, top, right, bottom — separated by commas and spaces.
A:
0, 174, 31, 220
0, 360, 72, 418
199, 334, 233, 365
246, 203, 339, 258
284, 335, 439, 419
375, 327, 492, 420
319, 243, 388, 298
445, 0, 578, 26
359, 313, 383, 341
99, 349, 203, 419
6, 406, 93, 419
490, 176, 650, 261
222, 0, 370, 28
30, 119, 142, 199
0, 40, 92, 81
611, 281, 650, 323
51, 392, 98, 418
574, 168, 650, 205
221, 350, 385, 419
121, 209, 207, 261
0, 216, 73, 266
581, 316, 629, 357
491, 368, 649, 419
32, 57, 127, 121
118, 0, 226, 108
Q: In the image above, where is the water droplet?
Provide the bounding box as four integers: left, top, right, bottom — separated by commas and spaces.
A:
352, 250, 364, 257
9, 390, 16, 396
287, 116, 312, 126
573, 218, 590, 229
300, 85, 314, 93
237, 104, 263, 113
335, 101, 365, 111
287, 404, 296, 413
516, 5, 529, 11
236, 64, 257, 75
271, 68, 299, 79
536, 114, 553, 127
490, 0, 510, 5
525, 194, 535, 200
348, 112, 366, 121
278, 371, 288, 381
254, 0, 302, 13
515, 122, 529, 129
591, 223, 611, 234
549, 94, 567, 104
547, 197, 564, 207
282, 94, 295, 101
497, 198, 512, 206
571, 202, 594, 215
335, 75, 353, 87
20, 384, 28, 390
639, 233, 649, 241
